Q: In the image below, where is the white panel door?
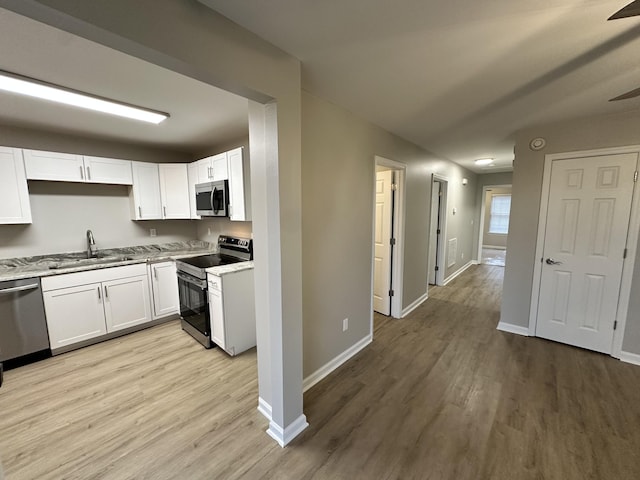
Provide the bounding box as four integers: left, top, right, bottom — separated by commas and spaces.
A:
83, 156, 133, 185
536, 153, 638, 353
43, 283, 106, 348
23, 149, 85, 182
150, 261, 180, 319
0, 147, 32, 224
373, 170, 393, 315
103, 275, 152, 332
131, 161, 162, 220
158, 163, 190, 219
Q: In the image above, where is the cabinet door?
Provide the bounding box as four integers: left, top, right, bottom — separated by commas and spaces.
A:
158, 163, 190, 219
150, 261, 180, 319
23, 149, 85, 182
0, 147, 32, 224
209, 286, 226, 350
211, 153, 228, 181
103, 275, 152, 332
187, 162, 201, 219
196, 158, 212, 182
227, 147, 249, 221
83, 156, 133, 185
43, 283, 107, 349
130, 161, 162, 220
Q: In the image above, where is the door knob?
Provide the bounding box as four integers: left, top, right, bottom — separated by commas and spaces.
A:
546, 258, 562, 265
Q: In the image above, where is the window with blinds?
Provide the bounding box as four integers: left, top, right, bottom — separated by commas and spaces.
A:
489, 194, 511, 234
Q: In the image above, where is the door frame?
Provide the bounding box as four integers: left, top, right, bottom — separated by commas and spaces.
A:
431, 174, 449, 286
371, 156, 406, 327
528, 145, 640, 358
477, 184, 512, 264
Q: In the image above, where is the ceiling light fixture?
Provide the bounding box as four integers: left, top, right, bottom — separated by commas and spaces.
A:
0, 70, 169, 124
474, 158, 494, 166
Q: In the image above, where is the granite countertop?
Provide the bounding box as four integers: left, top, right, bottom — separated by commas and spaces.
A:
206, 261, 254, 276
0, 240, 215, 282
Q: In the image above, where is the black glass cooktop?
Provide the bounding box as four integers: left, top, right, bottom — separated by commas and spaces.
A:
179, 254, 243, 269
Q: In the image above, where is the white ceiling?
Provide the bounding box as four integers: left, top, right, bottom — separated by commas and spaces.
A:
200, 0, 640, 173
0, 8, 249, 154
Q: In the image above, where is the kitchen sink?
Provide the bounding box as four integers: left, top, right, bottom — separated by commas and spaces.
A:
48, 256, 136, 270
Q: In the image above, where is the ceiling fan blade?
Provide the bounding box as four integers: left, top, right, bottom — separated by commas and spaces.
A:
609, 86, 640, 101
609, 0, 640, 20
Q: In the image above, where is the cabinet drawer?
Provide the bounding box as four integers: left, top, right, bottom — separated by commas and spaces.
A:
42, 263, 147, 291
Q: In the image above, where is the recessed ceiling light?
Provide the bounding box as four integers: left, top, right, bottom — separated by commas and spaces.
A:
474, 158, 494, 166
0, 70, 169, 124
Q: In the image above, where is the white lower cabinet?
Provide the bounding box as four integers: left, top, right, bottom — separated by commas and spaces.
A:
149, 261, 180, 319
103, 275, 151, 332
207, 269, 256, 356
43, 282, 107, 349
42, 264, 152, 352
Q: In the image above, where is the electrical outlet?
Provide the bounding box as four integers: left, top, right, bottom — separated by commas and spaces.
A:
342, 318, 349, 332
207, 227, 211, 236
461, 253, 464, 259
150, 228, 157, 237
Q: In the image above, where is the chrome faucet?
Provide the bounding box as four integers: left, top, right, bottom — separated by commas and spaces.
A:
86, 229, 98, 258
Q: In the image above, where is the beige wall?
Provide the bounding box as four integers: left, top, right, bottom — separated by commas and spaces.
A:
501, 109, 640, 356
302, 92, 477, 377
482, 186, 512, 248
0, 125, 196, 259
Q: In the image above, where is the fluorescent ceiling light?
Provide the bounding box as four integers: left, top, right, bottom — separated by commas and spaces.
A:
474, 158, 494, 166
0, 70, 169, 124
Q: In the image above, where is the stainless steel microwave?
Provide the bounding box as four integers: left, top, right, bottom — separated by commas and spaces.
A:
195, 180, 228, 216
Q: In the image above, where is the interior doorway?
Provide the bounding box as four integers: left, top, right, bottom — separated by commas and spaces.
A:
428, 175, 448, 286
371, 157, 405, 320
477, 184, 512, 267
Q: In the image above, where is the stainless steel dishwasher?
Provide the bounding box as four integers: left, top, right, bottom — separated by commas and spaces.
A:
0, 277, 50, 387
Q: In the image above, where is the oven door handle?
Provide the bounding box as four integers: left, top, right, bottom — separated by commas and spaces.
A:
176, 271, 207, 289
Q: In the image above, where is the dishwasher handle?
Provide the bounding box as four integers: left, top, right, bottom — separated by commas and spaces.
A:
0, 283, 39, 295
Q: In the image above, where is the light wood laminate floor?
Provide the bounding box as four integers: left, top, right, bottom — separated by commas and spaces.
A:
2, 265, 640, 479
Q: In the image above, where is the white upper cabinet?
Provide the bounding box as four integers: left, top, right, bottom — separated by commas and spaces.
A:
24, 149, 85, 182
187, 162, 201, 220
195, 153, 228, 183
196, 157, 212, 183
158, 163, 190, 219
130, 161, 162, 220
0, 147, 32, 224
23, 149, 133, 185
83, 156, 133, 185
211, 153, 228, 181
227, 147, 251, 222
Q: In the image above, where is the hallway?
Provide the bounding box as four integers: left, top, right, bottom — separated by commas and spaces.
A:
1, 265, 639, 479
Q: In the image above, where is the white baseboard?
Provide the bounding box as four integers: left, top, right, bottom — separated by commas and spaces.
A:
471, 260, 479, 265
620, 351, 640, 367
257, 397, 272, 421
266, 414, 309, 447
402, 291, 428, 318
483, 245, 507, 250
303, 334, 372, 392
443, 261, 474, 286
497, 322, 530, 336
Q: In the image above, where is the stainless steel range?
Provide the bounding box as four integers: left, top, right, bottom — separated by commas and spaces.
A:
176, 235, 252, 348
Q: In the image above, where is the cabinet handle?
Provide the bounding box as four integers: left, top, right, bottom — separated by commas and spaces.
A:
154, 267, 158, 280
104, 286, 109, 299
86, 166, 91, 180
138, 206, 142, 217
208, 166, 212, 178
97, 287, 101, 300
80, 165, 84, 180
163, 206, 167, 218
